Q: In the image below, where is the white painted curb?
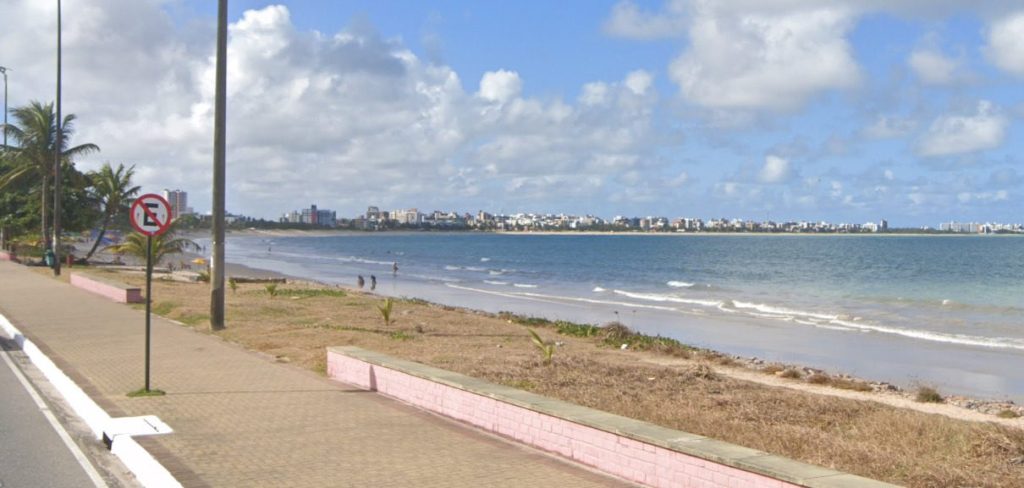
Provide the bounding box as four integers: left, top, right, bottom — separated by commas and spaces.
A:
0, 313, 182, 488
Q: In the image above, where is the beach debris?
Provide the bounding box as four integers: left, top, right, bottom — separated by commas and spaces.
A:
620, 343, 628, 350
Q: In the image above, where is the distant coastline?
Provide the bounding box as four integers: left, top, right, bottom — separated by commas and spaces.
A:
214, 228, 1023, 238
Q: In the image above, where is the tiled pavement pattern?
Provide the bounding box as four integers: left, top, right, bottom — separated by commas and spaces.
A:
0, 261, 632, 487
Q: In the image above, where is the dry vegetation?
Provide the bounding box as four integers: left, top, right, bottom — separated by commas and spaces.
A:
92, 269, 1024, 487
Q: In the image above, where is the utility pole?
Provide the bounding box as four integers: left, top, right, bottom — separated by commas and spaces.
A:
210, 0, 227, 330
52, 0, 63, 276
1, 66, 8, 149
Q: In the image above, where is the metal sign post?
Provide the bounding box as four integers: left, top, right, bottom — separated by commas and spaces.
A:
129, 193, 172, 393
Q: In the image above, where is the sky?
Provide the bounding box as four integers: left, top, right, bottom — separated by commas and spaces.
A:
1, 0, 1022, 226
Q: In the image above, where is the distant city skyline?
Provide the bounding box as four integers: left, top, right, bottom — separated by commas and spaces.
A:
265, 202, 1022, 234
2, 1, 1022, 225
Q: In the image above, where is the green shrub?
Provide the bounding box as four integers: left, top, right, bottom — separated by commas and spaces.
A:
265, 283, 278, 298
915, 386, 944, 403
779, 369, 802, 379
377, 298, 394, 325
555, 321, 601, 337
228, 278, 237, 293
527, 328, 555, 365
996, 410, 1020, 419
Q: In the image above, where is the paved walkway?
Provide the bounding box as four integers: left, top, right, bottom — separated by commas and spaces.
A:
0, 261, 631, 487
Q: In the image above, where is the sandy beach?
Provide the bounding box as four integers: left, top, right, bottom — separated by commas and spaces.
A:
58, 259, 1018, 488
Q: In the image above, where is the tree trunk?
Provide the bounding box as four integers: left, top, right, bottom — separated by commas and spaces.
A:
84, 213, 111, 261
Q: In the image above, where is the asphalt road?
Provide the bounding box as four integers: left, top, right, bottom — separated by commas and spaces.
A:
0, 339, 106, 488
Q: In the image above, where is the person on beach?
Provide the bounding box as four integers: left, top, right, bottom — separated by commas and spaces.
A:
357, 275, 365, 288
370, 275, 377, 290
392, 262, 398, 276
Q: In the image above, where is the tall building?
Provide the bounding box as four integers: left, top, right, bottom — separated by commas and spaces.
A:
163, 189, 189, 219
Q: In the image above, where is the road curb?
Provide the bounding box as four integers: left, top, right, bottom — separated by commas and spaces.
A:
0, 312, 181, 488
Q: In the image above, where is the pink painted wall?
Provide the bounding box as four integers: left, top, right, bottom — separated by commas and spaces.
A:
0, 250, 17, 262
70, 273, 143, 303
328, 351, 800, 488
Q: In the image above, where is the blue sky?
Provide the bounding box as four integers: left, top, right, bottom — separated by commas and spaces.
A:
2, 1, 1022, 226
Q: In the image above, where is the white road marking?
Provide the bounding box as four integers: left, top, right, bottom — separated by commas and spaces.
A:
0, 348, 109, 488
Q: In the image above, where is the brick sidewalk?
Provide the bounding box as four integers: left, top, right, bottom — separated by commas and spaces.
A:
0, 261, 632, 487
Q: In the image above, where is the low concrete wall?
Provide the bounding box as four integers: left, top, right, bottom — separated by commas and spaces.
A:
70, 273, 143, 303
328, 347, 896, 488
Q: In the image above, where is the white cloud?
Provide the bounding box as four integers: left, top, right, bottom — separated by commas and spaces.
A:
864, 115, 917, 139
624, 70, 653, 96
603, 0, 689, 40
667, 1, 860, 112
908, 49, 959, 84
985, 11, 1024, 77
758, 155, 791, 183
478, 70, 522, 103
918, 101, 1008, 157
0, 1, 671, 217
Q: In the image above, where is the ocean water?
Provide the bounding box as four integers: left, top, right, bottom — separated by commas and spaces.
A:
215, 233, 1024, 400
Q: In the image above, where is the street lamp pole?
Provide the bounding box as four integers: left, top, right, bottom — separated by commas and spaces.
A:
52, 0, 63, 276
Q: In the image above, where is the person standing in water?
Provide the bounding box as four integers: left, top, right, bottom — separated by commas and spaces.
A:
357, 275, 365, 288
392, 262, 398, 276
370, 275, 377, 290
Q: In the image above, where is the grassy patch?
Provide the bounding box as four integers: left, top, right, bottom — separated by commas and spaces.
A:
177, 313, 209, 326
555, 321, 601, 337
151, 301, 177, 315
127, 388, 166, 397
498, 312, 553, 327
996, 410, 1020, 419
389, 330, 413, 341
278, 288, 346, 298
599, 322, 694, 357
507, 379, 537, 390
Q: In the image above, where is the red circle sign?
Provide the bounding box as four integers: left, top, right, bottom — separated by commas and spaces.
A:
130, 194, 173, 236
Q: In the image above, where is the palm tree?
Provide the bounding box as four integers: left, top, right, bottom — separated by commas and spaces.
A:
0, 101, 99, 247
103, 223, 200, 266
83, 163, 139, 261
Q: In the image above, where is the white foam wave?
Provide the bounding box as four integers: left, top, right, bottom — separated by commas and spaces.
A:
592, 287, 606, 292
484, 280, 508, 286
444, 284, 679, 312
332, 255, 392, 266
514, 283, 538, 288
823, 319, 1024, 351
612, 289, 722, 308
480, 257, 491, 262
445, 264, 489, 272
730, 301, 839, 322
667, 281, 696, 288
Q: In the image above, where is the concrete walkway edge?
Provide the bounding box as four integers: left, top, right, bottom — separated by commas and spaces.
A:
0, 312, 182, 488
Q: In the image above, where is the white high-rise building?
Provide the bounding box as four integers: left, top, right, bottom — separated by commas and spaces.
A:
163, 189, 189, 219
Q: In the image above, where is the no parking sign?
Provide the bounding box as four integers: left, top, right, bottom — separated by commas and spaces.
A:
129, 193, 174, 394
129, 194, 172, 236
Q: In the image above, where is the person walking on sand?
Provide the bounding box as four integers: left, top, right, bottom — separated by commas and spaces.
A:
392, 262, 398, 276
357, 275, 365, 289
370, 275, 377, 290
